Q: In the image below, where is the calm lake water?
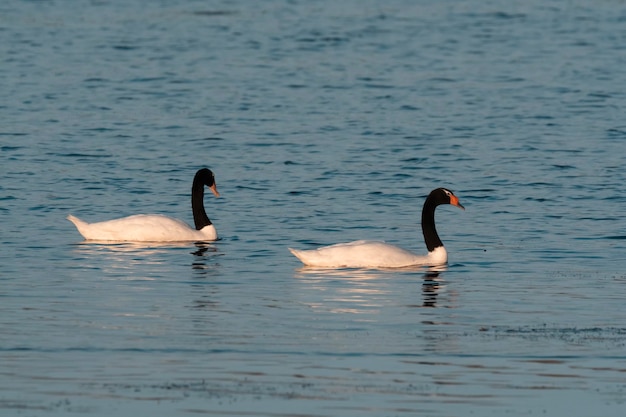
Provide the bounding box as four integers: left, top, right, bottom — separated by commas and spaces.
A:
2, 0, 626, 416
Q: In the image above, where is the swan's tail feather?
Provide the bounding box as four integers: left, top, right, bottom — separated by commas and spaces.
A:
67, 214, 86, 227
289, 248, 310, 265
67, 214, 90, 239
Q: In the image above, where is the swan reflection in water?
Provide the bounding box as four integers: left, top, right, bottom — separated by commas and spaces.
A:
70, 240, 221, 276
293, 264, 450, 313
190, 243, 221, 271
421, 266, 446, 308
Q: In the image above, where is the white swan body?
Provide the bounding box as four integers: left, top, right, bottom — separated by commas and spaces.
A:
289, 241, 447, 268
68, 168, 219, 242
289, 188, 464, 269
67, 214, 217, 242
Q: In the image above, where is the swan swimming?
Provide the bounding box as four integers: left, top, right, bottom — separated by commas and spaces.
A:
67, 168, 220, 242
289, 188, 464, 268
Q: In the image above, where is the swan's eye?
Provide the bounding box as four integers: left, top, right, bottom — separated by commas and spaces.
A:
444, 189, 452, 196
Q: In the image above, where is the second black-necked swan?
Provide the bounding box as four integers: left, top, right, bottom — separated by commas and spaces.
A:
289, 188, 464, 268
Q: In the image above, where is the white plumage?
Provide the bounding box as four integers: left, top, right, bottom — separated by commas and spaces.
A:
67, 213, 217, 242
289, 241, 447, 268
289, 188, 464, 269
67, 168, 219, 242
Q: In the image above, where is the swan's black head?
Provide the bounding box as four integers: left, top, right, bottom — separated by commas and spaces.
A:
428, 188, 465, 210
195, 168, 220, 197
421, 188, 464, 252
192, 168, 219, 230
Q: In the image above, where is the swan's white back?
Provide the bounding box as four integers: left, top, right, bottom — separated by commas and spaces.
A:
288, 241, 447, 268
67, 214, 217, 242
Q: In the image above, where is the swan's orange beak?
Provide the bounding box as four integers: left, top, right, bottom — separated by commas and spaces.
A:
209, 183, 220, 198
450, 195, 465, 210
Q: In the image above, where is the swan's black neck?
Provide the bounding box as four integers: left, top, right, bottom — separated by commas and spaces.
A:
191, 169, 213, 230
421, 192, 444, 252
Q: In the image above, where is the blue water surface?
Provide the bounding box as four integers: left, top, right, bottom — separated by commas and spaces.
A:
2, 0, 626, 416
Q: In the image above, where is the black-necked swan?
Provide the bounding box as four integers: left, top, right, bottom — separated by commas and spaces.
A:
67, 168, 220, 242
289, 188, 464, 268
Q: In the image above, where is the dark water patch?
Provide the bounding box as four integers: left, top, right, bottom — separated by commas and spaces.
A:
401, 157, 428, 163
81, 127, 117, 132
83, 77, 109, 83
95, 378, 345, 405
321, 85, 350, 90
0, 133, 28, 137
427, 77, 456, 83
244, 141, 295, 148
235, 185, 270, 191
187, 137, 226, 143
392, 173, 412, 178
607, 127, 626, 138
112, 45, 138, 51
469, 11, 528, 20
526, 181, 559, 187
0, 399, 60, 412
297, 34, 348, 46
362, 83, 394, 90
190, 10, 237, 17
483, 326, 626, 345
1, 146, 24, 151
57, 153, 113, 158
129, 77, 167, 83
